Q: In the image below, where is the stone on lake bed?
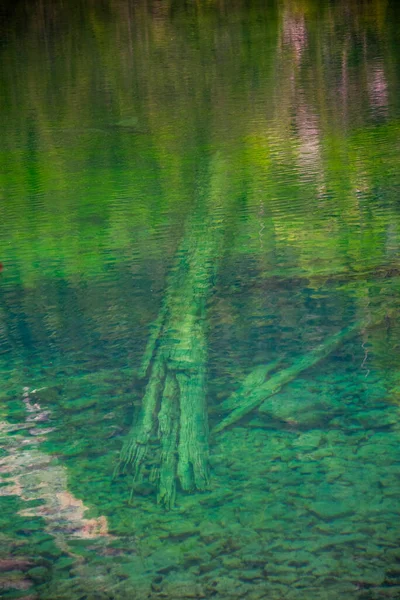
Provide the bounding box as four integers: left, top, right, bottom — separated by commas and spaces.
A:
292, 431, 323, 450
199, 522, 224, 543
258, 389, 333, 427
307, 501, 355, 521
211, 576, 246, 597
354, 408, 399, 428
64, 396, 98, 412
238, 569, 264, 581
310, 533, 366, 551
357, 568, 386, 586
26, 566, 49, 581
0, 558, 33, 572
161, 580, 206, 598
159, 521, 199, 540
222, 556, 243, 569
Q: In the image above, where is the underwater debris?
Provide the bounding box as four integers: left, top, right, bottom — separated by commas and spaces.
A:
214, 315, 387, 433
117, 153, 230, 509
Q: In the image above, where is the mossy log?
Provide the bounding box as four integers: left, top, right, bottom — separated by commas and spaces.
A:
221, 359, 282, 413
117, 153, 228, 508
157, 372, 179, 509
213, 319, 367, 434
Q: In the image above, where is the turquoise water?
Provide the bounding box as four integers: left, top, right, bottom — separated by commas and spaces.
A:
1, 0, 400, 598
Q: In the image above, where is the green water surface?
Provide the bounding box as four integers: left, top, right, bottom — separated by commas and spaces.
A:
1, 0, 400, 598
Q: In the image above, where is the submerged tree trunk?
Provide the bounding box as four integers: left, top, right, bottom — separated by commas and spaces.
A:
117, 153, 229, 508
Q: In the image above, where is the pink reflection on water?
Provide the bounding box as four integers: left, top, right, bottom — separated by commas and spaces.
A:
282, 10, 307, 63
295, 102, 325, 196
0, 389, 112, 549
368, 64, 388, 115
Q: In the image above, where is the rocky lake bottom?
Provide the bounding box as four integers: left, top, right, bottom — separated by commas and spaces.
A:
1, 335, 400, 600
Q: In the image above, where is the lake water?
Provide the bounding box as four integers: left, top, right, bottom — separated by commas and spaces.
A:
1, 0, 400, 598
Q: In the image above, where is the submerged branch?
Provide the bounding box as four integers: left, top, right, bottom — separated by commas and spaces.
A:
221, 359, 282, 413
213, 320, 366, 434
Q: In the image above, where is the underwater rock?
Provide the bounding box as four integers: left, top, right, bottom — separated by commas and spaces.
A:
292, 431, 323, 450
64, 396, 98, 412
356, 568, 386, 586
238, 568, 264, 581
307, 501, 355, 521
310, 533, 366, 552
161, 579, 206, 598
354, 407, 399, 429
197, 488, 235, 508
267, 567, 299, 585
207, 576, 245, 597
159, 520, 199, 540
0, 572, 33, 592
0, 557, 33, 572
149, 547, 180, 574
29, 386, 61, 405
27, 566, 49, 582
258, 388, 333, 428
221, 556, 243, 569
199, 521, 224, 543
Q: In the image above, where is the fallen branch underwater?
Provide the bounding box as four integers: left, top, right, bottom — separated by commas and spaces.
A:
116, 153, 228, 509
213, 318, 373, 434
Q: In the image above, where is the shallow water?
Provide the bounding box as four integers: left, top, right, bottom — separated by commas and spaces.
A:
1, 0, 400, 598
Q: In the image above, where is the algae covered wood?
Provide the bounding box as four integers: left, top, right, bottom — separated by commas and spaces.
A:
118, 356, 166, 476
116, 152, 229, 508
157, 372, 179, 509
221, 359, 282, 413
213, 320, 364, 434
